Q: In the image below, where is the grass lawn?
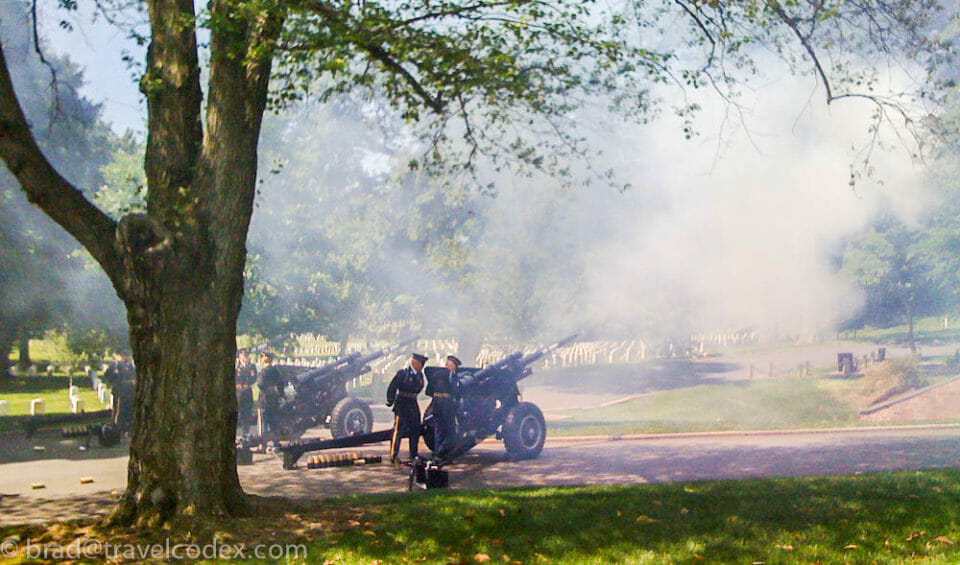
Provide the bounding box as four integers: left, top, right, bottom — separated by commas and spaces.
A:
547, 377, 860, 436
308, 470, 960, 564
840, 316, 960, 345
6, 469, 959, 564
0, 376, 108, 433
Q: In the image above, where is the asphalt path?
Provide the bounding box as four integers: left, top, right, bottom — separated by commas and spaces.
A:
3, 425, 960, 525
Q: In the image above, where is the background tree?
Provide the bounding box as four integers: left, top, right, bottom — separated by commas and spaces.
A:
916, 88, 960, 320
840, 214, 944, 349
0, 0, 950, 526
0, 0, 124, 377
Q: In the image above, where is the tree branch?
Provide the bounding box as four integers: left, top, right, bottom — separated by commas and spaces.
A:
766, 0, 837, 103
29, 0, 66, 126
359, 41, 445, 113
0, 36, 124, 290
142, 0, 204, 216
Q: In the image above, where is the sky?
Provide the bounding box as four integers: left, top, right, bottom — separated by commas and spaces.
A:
37, 0, 148, 135
28, 1, 941, 341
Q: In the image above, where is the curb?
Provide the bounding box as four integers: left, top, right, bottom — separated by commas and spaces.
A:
539, 422, 960, 444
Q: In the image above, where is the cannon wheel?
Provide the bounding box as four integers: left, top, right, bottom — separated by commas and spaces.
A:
329, 397, 373, 439
502, 402, 546, 459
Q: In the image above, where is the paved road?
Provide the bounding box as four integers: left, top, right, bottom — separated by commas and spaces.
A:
3, 425, 959, 525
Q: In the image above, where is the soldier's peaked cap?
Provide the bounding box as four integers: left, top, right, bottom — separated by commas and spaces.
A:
446, 355, 462, 366
411, 353, 428, 363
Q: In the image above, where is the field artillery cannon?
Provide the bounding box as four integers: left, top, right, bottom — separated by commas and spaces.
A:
277, 334, 579, 478
421, 333, 578, 463
240, 337, 417, 448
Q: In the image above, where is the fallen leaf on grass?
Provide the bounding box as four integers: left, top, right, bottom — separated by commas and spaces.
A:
474, 554, 491, 563
934, 536, 955, 545
844, 544, 858, 550
636, 515, 661, 524
348, 520, 361, 527
363, 530, 376, 536
775, 544, 794, 551
498, 509, 506, 517
906, 531, 925, 542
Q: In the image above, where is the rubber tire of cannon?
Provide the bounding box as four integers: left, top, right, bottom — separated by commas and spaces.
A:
97, 425, 122, 447
329, 397, 373, 439
501, 402, 546, 459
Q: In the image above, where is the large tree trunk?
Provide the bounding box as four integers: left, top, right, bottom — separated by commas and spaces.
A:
107, 0, 282, 524
112, 256, 246, 524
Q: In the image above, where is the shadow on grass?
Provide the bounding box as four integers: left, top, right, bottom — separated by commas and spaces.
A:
320, 470, 960, 563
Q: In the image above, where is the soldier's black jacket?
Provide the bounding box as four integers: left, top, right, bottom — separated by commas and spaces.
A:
255, 365, 284, 410
387, 366, 424, 414
425, 367, 455, 396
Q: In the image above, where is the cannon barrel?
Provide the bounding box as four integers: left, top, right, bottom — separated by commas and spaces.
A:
294, 336, 419, 385
470, 333, 578, 385
294, 351, 363, 385
467, 352, 523, 382
514, 333, 579, 369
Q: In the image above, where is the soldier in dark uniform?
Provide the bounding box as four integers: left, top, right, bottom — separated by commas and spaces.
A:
254, 352, 284, 438
386, 353, 426, 462
426, 354, 460, 460
235, 351, 257, 436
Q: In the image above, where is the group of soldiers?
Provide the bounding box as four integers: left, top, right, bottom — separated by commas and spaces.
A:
386, 351, 461, 463
234, 350, 284, 437
235, 347, 464, 462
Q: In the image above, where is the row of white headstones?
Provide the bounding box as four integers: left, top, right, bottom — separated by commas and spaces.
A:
0, 380, 113, 417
